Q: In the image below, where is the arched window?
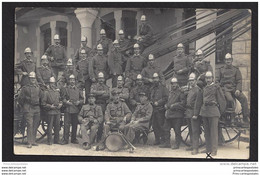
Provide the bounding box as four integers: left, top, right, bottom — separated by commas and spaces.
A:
101, 12, 115, 41
122, 10, 137, 39
56, 21, 68, 47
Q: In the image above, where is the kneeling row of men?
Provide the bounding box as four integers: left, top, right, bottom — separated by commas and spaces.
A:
18, 69, 225, 156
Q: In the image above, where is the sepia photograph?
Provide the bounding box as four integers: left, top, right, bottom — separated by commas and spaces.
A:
10, 5, 254, 160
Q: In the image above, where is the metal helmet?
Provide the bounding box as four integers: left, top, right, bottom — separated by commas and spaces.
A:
117, 75, 123, 81
97, 44, 103, 50
49, 77, 56, 83
113, 40, 119, 45
69, 74, 75, 79
54, 34, 60, 40
148, 54, 155, 60
140, 15, 146, 21
119, 30, 124, 35
98, 72, 104, 78
100, 29, 106, 35
80, 49, 86, 54
196, 49, 203, 56
24, 47, 32, 53
28, 72, 36, 78
41, 55, 48, 60
177, 43, 184, 48
139, 92, 147, 96
225, 53, 232, 59
205, 71, 213, 77
188, 73, 196, 81
67, 58, 73, 66
81, 36, 87, 42
136, 74, 142, 80
134, 43, 140, 49
153, 73, 159, 78
171, 77, 178, 83
88, 93, 95, 98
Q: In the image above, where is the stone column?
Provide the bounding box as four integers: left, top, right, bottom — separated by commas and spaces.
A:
114, 10, 122, 40
50, 21, 56, 45
75, 8, 98, 48
66, 22, 73, 58
196, 9, 217, 76
136, 10, 142, 36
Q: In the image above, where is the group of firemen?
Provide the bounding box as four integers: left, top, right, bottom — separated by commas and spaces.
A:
15, 15, 249, 156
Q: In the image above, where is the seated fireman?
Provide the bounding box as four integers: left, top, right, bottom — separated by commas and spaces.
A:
78, 93, 103, 150
124, 91, 153, 144
97, 89, 132, 150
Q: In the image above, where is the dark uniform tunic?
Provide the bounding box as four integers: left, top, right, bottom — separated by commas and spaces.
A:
125, 54, 146, 87
74, 46, 92, 64
76, 57, 92, 99
118, 38, 132, 70
124, 102, 153, 142
112, 87, 129, 102
90, 82, 110, 112
18, 83, 43, 144
216, 65, 249, 118
194, 83, 226, 153
165, 53, 192, 87
108, 47, 124, 87
139, 23, 154, 50
194, 60, 213, 88
44, 44, 67, 77
129, 84, 150, 111
163, 87, 186, 147
62, 85, 84, 142
15, 58, 37, 87
103, 101, 132, 137
42, 86, 62, 144
89, 54, 109, 80
36, 66, 55, 85
78, 104, 103, 144
141, 65, 165, 86
150, 83, 169, 144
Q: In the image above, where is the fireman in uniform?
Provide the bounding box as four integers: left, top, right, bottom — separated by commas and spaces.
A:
90, 72, 110, 113
36, 54, 55, 87
18, 72, 43, 148
44, 34, 67, 78
129, 74, 150, 112
124, 91, 153, 143
74, 36, 92, 64
141, 54, 165, 86
61, 74, 84, 145
108, 40, 124, 87
112, 76, 129, 102
138, 15, 154, 52
194, 71, 226, 156
15, 47, 37, 87
193, 49, 213, 88
78, 93, 103, 150
118, 29, 132, 70
76, 49, 92, 100
159, 77, 186, 149
164, 43, 192, 87
216, 53, 250, 124
95, 29, 113, 55
97, 89, 132, 150
150, 73, 169, 145
42, 77, 63, 145
89, 44, 109, 83
185, 73, 202, 155
125, 43, 146, 88
59, 58, 84, 89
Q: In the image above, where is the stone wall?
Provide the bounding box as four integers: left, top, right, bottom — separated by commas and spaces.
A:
232, 16, 251, 106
